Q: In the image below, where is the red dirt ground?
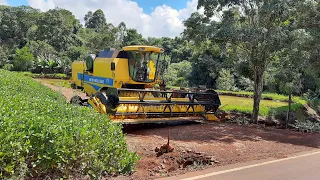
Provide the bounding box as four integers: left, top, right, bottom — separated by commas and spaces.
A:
35, 79, 320, 180
117, 123, 320, 180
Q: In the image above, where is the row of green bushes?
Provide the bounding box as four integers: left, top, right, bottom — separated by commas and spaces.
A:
0, 69, 139, 179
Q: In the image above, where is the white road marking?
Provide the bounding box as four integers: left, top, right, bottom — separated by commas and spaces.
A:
182, 150, 320, 180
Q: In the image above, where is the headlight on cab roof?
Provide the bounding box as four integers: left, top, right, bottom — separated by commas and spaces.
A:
138, 47, 146, 51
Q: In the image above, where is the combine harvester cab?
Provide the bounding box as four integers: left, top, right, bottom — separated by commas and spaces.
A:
70, 46, 221, 124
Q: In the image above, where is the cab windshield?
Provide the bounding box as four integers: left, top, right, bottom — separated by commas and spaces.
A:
127, 51, 159, 82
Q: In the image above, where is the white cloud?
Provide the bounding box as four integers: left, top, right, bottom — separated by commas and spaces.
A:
28, 0, 54, 11
0, 0, 7, 5
27, 0, 200, 38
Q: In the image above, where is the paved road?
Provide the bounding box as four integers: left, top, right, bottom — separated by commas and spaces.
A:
159, 150, 320, 180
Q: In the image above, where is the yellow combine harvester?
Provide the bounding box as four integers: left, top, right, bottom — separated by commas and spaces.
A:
70, 45, 221, 123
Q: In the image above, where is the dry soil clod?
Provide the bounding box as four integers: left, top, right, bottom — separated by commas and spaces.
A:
155, 130, 174, 156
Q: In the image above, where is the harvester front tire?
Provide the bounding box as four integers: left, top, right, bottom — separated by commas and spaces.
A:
70, 95, 83, 105
95, 92, 120, 113
70, 82, 77, 89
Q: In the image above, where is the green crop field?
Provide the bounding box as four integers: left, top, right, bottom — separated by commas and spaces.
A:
0, 69, 139, 179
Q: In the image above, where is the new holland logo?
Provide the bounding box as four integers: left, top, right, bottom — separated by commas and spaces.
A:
88, 78, 104, 84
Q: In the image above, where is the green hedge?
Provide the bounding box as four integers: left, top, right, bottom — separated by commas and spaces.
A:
0, 69, 139, 178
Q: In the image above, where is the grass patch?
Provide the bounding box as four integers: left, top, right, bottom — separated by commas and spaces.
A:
217, 90, 306, 104
166, 85, 181, 89
0, 69, 139, 179
219, 95, 302, 116
163, 86, 306, 104
159, 86, 307, 117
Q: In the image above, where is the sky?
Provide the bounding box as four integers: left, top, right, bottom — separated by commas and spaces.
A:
0, 0, 202, 38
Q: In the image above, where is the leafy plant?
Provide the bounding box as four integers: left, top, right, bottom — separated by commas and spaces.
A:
0, 69, 139, 179
289, 120, 320, 133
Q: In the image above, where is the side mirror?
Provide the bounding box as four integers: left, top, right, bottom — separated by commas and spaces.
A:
111, 62, 115, 71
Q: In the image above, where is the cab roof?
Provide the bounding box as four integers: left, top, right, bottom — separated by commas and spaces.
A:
122, 45, 164, 53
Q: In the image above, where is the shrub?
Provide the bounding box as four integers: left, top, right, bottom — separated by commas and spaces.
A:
237, 77, 254, 91
163, 60, 192, 87
266, 103, 306, 126
290, 120, 320, 133
308, 98, 320, 114
216, 68, 237, 91
0, 69, 139, 179
13, 46, 34, 71
0, 46, 9, 68
3, 63, 13, 71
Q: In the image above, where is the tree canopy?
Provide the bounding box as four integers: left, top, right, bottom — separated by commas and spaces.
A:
184, 0, 320, 122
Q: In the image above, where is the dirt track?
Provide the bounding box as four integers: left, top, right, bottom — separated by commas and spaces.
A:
35, 79, 320, 180
34, 79, 87, 101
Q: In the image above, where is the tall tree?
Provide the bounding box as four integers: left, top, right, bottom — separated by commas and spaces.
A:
170, 37, 193, 63
146, 37, 162, 47
57, 8, 82, 33
195, 0, 310, 123
187, 41, 226, 88
77, 28, 115, 52
182, 12, 209, 45
0, 6, 40, 48
273, 29, 311, 125
300, 2, 320, 96
31, 9, 80, 52
85, 9, 106, 32
122, 29, 145, 46
84, 11, 93, 28
116, 22, 127, 46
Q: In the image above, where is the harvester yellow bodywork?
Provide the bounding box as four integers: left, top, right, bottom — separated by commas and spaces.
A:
70, 46, 221, 124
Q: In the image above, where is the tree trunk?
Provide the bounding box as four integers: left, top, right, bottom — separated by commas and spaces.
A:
286, 93, 292, 128
252, 68, 264, 124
